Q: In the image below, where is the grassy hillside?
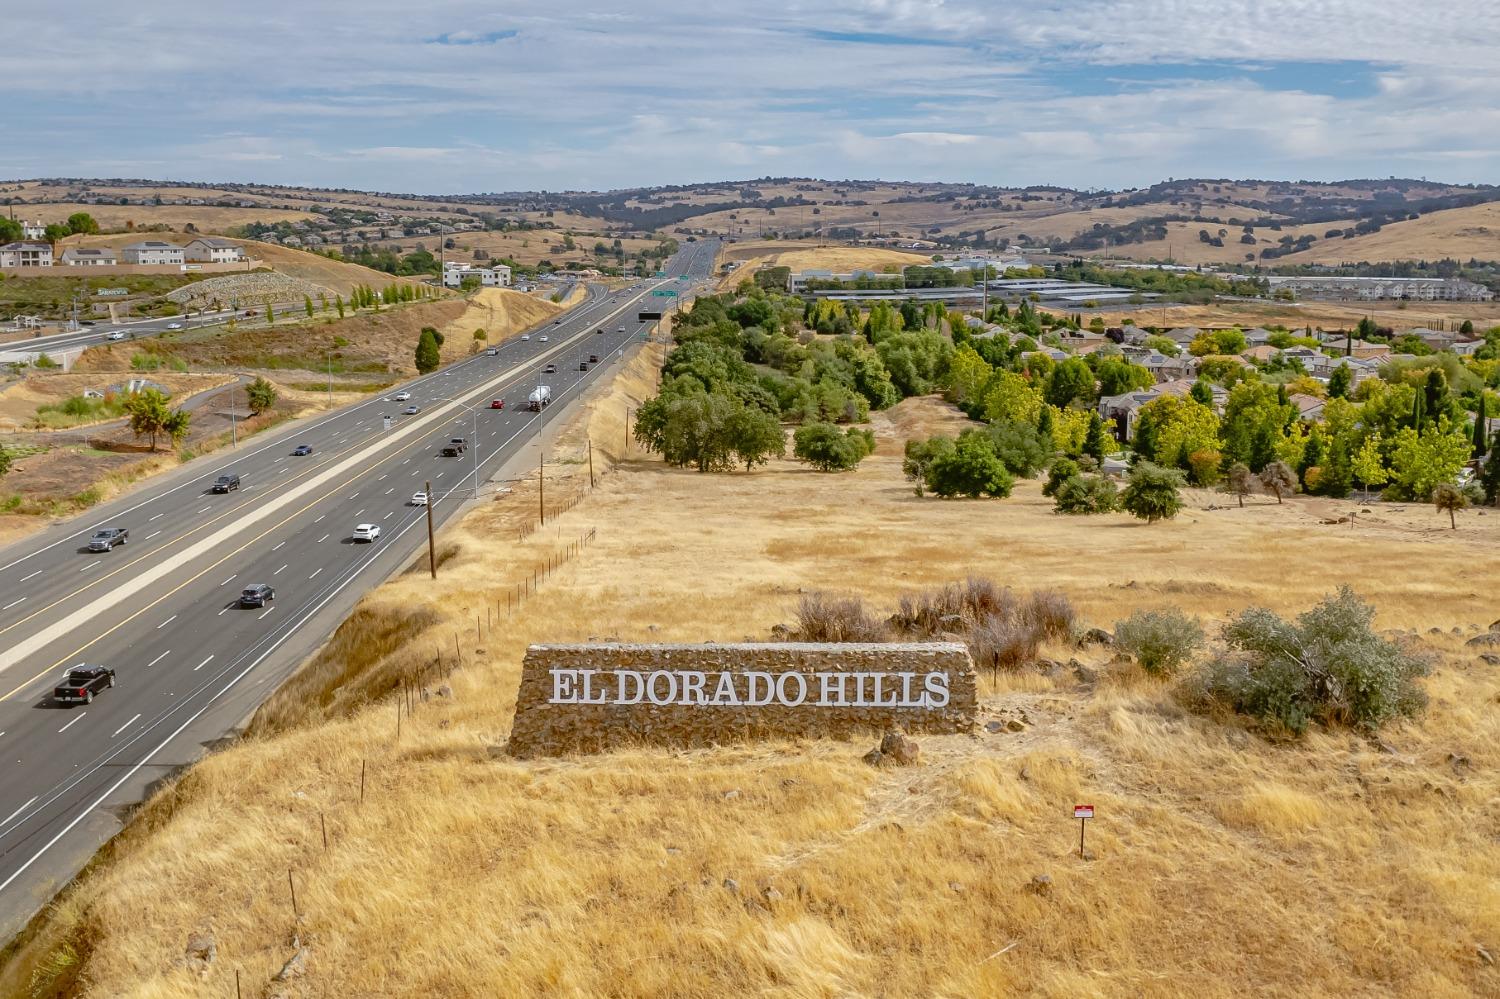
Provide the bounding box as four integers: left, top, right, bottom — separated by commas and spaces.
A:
4, 354, 1495, 996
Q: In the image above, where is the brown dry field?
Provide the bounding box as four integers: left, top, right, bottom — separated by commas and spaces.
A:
1279, 202, 1500, 264
16, 202, 311, 232
0, 372, 234, 432
439, 229, 660, 268
1096, 298, 1500, 332
5, 346, 1496, 997
718, 245, 934, 292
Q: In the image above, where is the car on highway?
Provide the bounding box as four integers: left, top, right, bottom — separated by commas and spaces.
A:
543, 362, 557, 374
588, 354, 599, 363
292, 444, 313, 456
595, 327, 604, 335
579, 360, 589, 371
489, 398, 504, 409
554, 318, 562, 324
486, 347, 498, 356
167, 322, 183, 330
520, 334, 530, 341
53, 665, 115, 706
87, 527, 129, 552
239, 583, 275, 608
352, 523, 382, 543
410, 491, 429, 506
211, 473, 241, 493
107, 331, 126, 341
393, 391, 411, 402
539, 335, 549, 342
617, 326, 626, 333
403, 405, 421, 415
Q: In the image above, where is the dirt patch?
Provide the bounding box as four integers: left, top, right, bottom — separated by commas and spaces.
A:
0, 373, 235, 432
436, 288, 565, 362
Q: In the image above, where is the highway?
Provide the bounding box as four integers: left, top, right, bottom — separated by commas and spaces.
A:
0, 308, 246, 358
0, 238, 719, 937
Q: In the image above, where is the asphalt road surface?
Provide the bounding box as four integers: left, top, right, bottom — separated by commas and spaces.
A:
0, 238, 719, 938
2, 308, 248, 357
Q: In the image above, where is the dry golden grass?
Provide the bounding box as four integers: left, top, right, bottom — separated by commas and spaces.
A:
435, 287, 564, 362
1280, 202, 1500, 265
17, 203, 310, 232
3, 385, 1498, 996
718, 246, 933, 292
0, 373, 234, 432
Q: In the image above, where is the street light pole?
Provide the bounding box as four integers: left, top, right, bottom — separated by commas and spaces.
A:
326, 351, 332, 404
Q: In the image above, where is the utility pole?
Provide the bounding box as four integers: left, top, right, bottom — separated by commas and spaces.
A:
538, 452, 545, 526
229, 380, 237, 449
588, 436, 594, 489
424, 480, 436, 579
471, 408, 479, 500
326, 351, 332, 404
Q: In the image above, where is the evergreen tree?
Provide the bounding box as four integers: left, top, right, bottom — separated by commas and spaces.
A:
1423, 369, 1447, 422
1299, 426, 1325, 487
1474, 395, 1490, 458
1327, 363, 1352, 400
1083, 412, 1109, 461
304, 294, 314, 318
1481, 436, 1500, 506
414, 328, 441, 374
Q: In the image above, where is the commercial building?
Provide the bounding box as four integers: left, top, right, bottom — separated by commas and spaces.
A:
1263, 275, 1494, 302
441, 262, 512, 288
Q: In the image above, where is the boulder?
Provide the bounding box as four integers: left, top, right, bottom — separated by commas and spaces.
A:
862, 747, 884, 767
1073, 662, 1099, 684
722, 877, 739, 895
184, 933, 216, 964
1005, 719, 1025, 733
1465, 633, 1500, 648
1028, 873, 1053, 896
273, 946, 307, 982
878, 731, 921, 766
1077, 628, 1114, 648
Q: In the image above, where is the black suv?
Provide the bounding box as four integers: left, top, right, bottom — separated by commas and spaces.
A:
212, 473, 241, 493
240, 583, 275, 607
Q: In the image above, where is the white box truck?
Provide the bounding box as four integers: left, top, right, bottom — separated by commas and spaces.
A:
528, 385, 552, 411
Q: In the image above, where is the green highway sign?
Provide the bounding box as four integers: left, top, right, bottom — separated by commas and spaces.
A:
651, 290, 678, 297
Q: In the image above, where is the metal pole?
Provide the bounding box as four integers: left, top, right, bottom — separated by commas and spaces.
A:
539, 452, 545, 526
229, 381, 237, 449
1079, 818, 1086, 859
472, 408, 479, 500
425, 480, 436, 579
327, 352, 332, 404
588, 437, 594, 489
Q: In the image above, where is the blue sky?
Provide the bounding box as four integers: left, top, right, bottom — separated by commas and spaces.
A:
2, 1, 1498, 193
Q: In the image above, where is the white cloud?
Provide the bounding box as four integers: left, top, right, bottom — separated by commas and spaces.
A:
0, 1, 1497, 189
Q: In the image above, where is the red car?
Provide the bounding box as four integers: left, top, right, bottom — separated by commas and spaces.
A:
490, 399, 505, 410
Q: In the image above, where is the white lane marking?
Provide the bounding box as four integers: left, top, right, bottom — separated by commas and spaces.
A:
112, 714, 141, 737
19, 570, 41, 582
197, 506, 211, 513
0, 796, 37, 828
222, 574, 236, 585
355, 509, 364, 517
383, 511, 393, 520
156, 615, 177, 629
384, 488, 394, 495
411, 469, 419, 476
2, 598, 24, 611
436, 472, 444, 478
316, 534, 329, 543
349, 492, 359, 499
149, 513, 164, 522
193, 655, 213, 671
314, 515, 325, 524
145, 530, 161, 540
258, 607, 274, 620
79, 563, 99, 573
271, 541, 285, 552
145, 650, 170, 669
217, 606, 229, 616
309, 568, 322, 580
58, 712, 87, 734
378, 474, 387, 481
273, 564, 287, 575
279, 467, 290, 475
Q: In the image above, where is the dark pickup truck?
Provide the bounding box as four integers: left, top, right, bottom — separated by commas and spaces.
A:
441, 437, 467, 457
53, 665, 115, 705
87, 527, 128, 552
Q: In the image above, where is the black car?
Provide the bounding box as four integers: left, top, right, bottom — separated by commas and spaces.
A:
240, 583, 275, 607
87, 527, 129, 552
579, 360, 589, 371
212, 473, 241, 493
292, 444, 313, 456
53, 665, 115, 705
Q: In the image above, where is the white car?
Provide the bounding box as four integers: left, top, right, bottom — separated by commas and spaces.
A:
106, 331, 126, 341
352, 523, 381, 543
410, 491, 429, 506
166, 322, 183, 330
539, 335, 549, 342
520, 334, 530, 341
393, 391, 411, 402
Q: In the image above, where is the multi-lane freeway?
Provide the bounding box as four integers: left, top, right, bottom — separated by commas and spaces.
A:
0, 308, 245, 360
0, 239, 719, 936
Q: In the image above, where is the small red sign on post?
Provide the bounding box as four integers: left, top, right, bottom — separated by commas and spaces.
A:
1073, 804, 1093, 857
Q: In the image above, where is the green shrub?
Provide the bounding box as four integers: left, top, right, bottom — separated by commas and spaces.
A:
1042, 457, 1080, 498
1120, 461, 1185, 522
1114, 608, 1203, 674
1198, 587, 1428, 734
792, 422, 874, 472
926, 430, 1014, 498
1053, 474, 1118, 514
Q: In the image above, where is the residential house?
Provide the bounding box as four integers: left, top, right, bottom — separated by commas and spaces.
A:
1096, 379, 1218, 441
0, 241, 53, 267
1408, 327, 1462, 352
1165, 326, 1201, 346
1288, 393, 1326, 422
1451, 339, 1485, 357
121, 240, 185, 265
281, 235, 303, 247
183, 237, 245, 263
20, 220, 45, 240
59, 247, 118, 267
1140, 350, 1199, 381
1241, 345, 1279, 364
